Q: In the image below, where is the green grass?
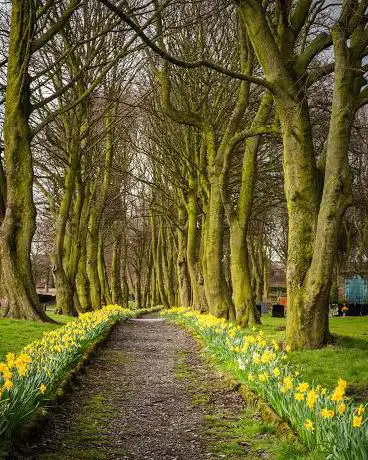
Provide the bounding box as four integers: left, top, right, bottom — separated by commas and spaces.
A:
174, 349, 321, 459
0, 313, 74, 361
260, 315, 368, 399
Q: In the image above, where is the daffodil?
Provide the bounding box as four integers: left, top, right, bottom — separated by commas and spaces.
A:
258, 372, 269, 382
338, 403, 346, 415
273, 367, 280, 377
296, 382, 309, 393
357, 404, 365, 416
283, 376, 293, 391
352, 415, 363, 428
4, 380, 13, 390
304, 419, 314, 431
306, 389, 318, 409
321, 408, 335, 418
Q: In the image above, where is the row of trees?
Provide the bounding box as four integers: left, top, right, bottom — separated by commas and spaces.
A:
0, 0, 367, 350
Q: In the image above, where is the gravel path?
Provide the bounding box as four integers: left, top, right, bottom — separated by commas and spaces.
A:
9, 316, 289, 460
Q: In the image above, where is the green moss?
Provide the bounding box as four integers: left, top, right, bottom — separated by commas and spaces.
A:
173, 349, 317, 459
39, 392, 120, 459
102, 349, 129, 365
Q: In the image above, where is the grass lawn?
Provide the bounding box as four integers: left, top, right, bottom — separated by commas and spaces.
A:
0, 312, 74, 361
260, 314, 368, 400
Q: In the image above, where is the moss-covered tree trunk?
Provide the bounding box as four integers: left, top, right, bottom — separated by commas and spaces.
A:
86, 107, 113, 309
226, 93, 272, 326
86, 211, 101, 308
142, 250, 153, 307
97, 233, 112, 305
111, 231, 123, 305
239, 0, 364, 348
75, 182, 91, 311
0, 1, 50, 321
121, 230, 129, 308
150, 214, 170, 308
160, 222, 176, 306
230, 225, 257, 327
186, 192, 207, 310
76, 244, 90, 310
177, 206, 191, 307
67, 181, 85, 312
52, 122, 81, 316
134, 272, 142, 308
203, 178, 234, 319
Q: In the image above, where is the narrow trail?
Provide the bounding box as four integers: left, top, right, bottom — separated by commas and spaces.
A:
10, 316, 294, 460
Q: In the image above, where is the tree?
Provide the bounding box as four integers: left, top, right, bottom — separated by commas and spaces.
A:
237, 0, 368, 348
0, 0, 82, 320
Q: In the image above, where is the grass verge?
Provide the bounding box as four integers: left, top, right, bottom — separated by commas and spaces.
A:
259, 315, 368, 398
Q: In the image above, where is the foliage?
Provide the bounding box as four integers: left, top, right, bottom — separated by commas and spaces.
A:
162, 308, 368, 460
0, 305, 158, 440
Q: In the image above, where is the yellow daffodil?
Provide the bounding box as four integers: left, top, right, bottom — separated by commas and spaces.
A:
306, 389, 318, 409
258, 372, 269, 382
283, 376, 293, 391
296, 382, 309, 393
338, 403, 346, 415
6, 353, 16, 368
353, 415, 363, 428
248, 373, 255, 382
40, 384, 47, 394
273, 367, 281, 377
321, 408, 335, 418
304, 419, 314, 431
4, 380, 13, 390
357, 405, 365, 416
295, 392, 304, 401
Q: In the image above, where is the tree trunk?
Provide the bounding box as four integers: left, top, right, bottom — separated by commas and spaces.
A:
0, 1, 51, 321
230, 225, 257, 327
111, 233, 123, 305
134, 272, 142, 309
97, 234, 112, 305
186, 192, 207, 310
76, 245, 91, 311
142, 250, 153, 307
203, 181, 234, 319
160, 222, 176, 306
150, 214, 170, 308
86, 216, 101, 309
177, 208, 191, 307
86, 107, 113, 309
226, 92, 272, 326
52, 122, 81, 317
239, 1, 360, 348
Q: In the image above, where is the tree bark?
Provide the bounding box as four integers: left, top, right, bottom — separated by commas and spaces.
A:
0, 1, 51, 321
186, 192, 207, 310
111, 231, 123, 305
177, 207, 191, 307
239, 1, 362, 348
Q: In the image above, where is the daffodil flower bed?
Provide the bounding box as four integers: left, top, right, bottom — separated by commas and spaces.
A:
161, 307, 368, 460
0, 305, 155, 440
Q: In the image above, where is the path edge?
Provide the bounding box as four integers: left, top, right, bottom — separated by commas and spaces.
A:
171, 321, 300, 443
6, 320, 119, 455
